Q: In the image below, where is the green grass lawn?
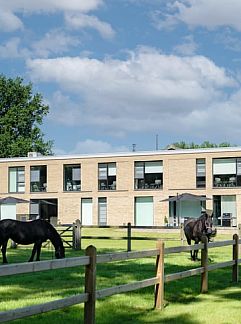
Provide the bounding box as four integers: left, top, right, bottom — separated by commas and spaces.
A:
0, 229, 240, 324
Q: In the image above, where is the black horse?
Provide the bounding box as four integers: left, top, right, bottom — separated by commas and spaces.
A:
0, 219, 65, 264
184, 212, 216, 261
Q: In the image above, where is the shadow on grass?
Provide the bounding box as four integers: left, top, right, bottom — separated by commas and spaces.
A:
0, 246, 240, 323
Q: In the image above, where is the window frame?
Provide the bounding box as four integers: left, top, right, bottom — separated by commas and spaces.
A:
8, 166, 25, 193
63, 164, 81, 192
30, 165, 47, 192
212, 158, 241, 187
98, 163, 116, 190
196, 158, 206, 188
134, 160, 163, 190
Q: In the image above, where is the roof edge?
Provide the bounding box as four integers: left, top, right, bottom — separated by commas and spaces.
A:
1, 146, 241, 163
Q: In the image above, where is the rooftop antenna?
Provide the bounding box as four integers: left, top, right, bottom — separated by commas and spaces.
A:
132, 144, 136, 152
155, 134, 159, 150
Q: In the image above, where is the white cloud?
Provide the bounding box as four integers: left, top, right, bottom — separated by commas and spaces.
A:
27, 47, 238, 138
0, 0, 104, 32
0, 10, 23, 32
31, 30, 81, 58
157, 0, 241, 31
0, 37, 30, 58
54, 139, 129, 154
0, 0, 103, 13
174, 35, 198, 56
47, 91, 86, 125
65, 13, 115, 39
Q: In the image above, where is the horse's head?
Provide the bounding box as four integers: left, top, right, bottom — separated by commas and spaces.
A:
55, 245, 65, 259
202, 212, 216, 241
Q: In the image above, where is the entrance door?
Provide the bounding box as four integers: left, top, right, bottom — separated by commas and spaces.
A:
81, 198, 93, 225
0, 204, 16, 220
135, 197, 153, 226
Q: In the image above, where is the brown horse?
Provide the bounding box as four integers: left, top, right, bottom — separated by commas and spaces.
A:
184, 212, 216, 261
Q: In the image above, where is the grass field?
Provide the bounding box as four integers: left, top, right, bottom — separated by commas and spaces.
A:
0, 229, 241, 324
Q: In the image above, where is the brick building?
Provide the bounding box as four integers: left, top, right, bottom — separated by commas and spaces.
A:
1, 147, 241, 227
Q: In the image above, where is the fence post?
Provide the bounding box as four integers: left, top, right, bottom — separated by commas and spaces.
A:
200, 235, 208, 293
73, 219, 81, 250
238, 224, 241, 256
72, 221, 76, 250
232, 234, 239, 283
180, 223, 184, 245
127, 222, 132, 252
154, 240, 165, 310
84, 245, 97, 324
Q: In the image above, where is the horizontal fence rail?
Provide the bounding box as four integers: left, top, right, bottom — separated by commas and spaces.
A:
56, 221, 186, 251
0, 234, 240, 323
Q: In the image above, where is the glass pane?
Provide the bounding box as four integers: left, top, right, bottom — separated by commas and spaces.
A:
197, 164, 205, 176
30, 202, 39, 214
99, 164, 107, 179
237, 159, 241, 175
108, 163, 116, 176
98, 198, 107, 225
18, 170, 25, 182
9, 168, 16, 192
18, 184, 25, 192
135, 162, 144, 179
31, 169, 40, 182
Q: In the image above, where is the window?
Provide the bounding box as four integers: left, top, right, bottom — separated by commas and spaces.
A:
196, 159, 206, 188
98, 197, 107, 225
30, 199, 58, 224
213, 195, 236, 227
98, 163, 116, 190
134, 161, 163, 189
135, 197, 153, 226
30, 165, 47, 192
64, 164, 81, 191
9, 167, 25, 193
213, 158, 241, 187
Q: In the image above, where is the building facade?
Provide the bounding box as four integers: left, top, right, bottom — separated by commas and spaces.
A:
1, 147, 241, 227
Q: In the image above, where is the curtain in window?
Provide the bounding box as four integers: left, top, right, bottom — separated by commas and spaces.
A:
135, 162, 144, 178
99, 164, 107, 179
213, 159, 236, 174
108, 163, 116, 176
145, 161, 163, 173
31, 169, 40, 181
72, 167, 80, 181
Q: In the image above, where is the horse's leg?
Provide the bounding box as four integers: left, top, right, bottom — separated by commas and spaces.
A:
194, 240, 199, 261
36, 243, 42, 261
28, 243, 38, 262
186, 238, 193, 260
1, 240, 8, 264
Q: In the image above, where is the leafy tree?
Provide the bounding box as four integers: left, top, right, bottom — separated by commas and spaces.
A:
0, 75, 53, 157
170, 141, 233, 149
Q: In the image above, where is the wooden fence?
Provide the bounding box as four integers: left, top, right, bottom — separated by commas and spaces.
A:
60, 220, 185, 251
0, 235, 240, 323
59, 221, 241, 251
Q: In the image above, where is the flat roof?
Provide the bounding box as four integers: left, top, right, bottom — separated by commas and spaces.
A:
1, 146, 241, 163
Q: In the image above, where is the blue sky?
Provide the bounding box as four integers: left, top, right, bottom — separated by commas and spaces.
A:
1, 0, 241, 154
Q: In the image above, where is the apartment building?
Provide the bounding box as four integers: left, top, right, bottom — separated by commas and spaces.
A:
1, 147, 241, 228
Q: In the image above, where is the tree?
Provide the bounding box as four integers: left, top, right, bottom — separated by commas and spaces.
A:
169, 141, 234, 149
0, 75, 53, 157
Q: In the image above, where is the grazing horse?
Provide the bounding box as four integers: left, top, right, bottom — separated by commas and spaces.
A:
184, 212, 216, 261
0, 219, 65, 264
